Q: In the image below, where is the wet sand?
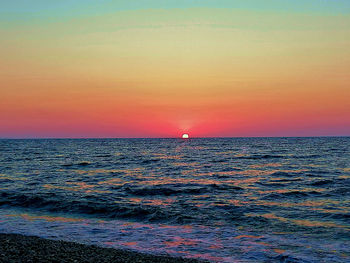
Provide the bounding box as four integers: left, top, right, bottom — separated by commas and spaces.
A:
0, 233, 206, 263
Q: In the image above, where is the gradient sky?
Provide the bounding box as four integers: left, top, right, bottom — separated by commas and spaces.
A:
1, 1, 350, 138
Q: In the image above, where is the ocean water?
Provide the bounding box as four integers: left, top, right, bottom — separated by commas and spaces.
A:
0, 137, 349, 262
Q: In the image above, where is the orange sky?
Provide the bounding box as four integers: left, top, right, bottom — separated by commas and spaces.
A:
1, 4, 350, 138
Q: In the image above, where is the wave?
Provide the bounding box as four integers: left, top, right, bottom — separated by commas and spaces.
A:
95, 154, 112, 158
210, 159, 229, 163
271, 178, 303, 182
330, 187, 350, 194
0, 192, 60, 209
310, 180, 333, 186
269, 171, 302, 177
0, 191, 171, 222
291, 154, 323, 159
274, 254, 309, 263
62, 161, 91, 167
262, 190, 324, 200
209, 184, 243, 191
124, 185, 208, 196
236, 154, 284, 160
257, 182, 288, 187
141, 159, 161, 164
326, 213, 350, 221
0, 190, 250, 225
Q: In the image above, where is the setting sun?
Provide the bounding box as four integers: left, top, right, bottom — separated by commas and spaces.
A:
182, 134, 189, 139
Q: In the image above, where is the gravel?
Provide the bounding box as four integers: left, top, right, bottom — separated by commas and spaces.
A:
0, 234, 206, 263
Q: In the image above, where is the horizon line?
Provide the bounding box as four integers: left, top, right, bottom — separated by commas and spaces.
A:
0, 135, 349, 140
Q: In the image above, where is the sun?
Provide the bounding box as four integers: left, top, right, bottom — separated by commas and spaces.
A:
182, 133, 189, 139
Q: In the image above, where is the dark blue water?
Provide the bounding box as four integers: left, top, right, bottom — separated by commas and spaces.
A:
0, 138, 349, 262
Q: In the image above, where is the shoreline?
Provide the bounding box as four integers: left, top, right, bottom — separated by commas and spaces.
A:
0, 233, 206, 263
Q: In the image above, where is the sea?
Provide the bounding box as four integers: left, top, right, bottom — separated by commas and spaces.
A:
0, 137, 349, 262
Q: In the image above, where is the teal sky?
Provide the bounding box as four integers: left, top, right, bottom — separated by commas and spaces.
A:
2, 0, 350, 18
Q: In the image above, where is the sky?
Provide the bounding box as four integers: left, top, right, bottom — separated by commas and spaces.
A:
1, 1, 350, 138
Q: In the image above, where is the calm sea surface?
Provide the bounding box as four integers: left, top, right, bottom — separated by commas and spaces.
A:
0, 138, 349, 262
